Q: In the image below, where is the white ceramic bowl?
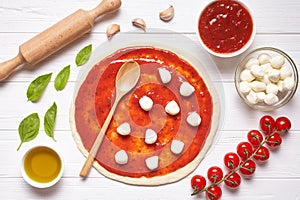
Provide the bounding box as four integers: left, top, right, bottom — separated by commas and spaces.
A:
21, 145, 64, 188
196, 0, 256, 57
235, 47, 298, 111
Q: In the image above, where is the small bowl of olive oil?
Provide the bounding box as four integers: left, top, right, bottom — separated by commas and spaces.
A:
21, 145, 64, 188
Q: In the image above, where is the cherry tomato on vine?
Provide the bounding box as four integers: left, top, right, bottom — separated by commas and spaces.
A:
260, 115, 276, 135
237, 142, 253, 160
239, 159, 256, 176
224, 152, 240, 169
253, 146, 270, 162
206, 185, 222, 200
266, 132, 282, 148
191, 175, 206, 192
224, 172, 241, 188
247, 130, 263, 147
207, 166, 223, 183
275, 116, 291, 133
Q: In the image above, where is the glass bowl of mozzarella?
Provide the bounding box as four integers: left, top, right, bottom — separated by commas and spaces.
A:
235, 47, 298, 111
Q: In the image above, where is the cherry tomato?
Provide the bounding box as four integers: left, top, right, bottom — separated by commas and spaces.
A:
247, 130, 263, 147
191, 175, 206, 192
275, 116, 291, 133
206, 185, 222, 200
260, 115, 276, 135
266, 132, 282, 148
237, 142, 253, 160
207, 166, 223, 183
224, 172, 241, 188
239, 159, 256, 176
224, 152, 240, 169
253, 146, 270, 162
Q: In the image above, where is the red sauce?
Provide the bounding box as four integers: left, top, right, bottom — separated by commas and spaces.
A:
74, 47, 213, 178
198, 0, 254, 54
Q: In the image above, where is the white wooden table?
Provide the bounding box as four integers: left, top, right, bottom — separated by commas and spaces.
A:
1, 0, 300, 199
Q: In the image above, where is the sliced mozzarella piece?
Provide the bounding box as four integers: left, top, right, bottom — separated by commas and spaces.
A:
256, 92, 266, 103
180, 82, 195, 97
245, 57, 259, 69
171, 140, 185, 155
250, 81, 266, 92
186, 111, 201, 127
266, 83, 279, 95
283, 77, 295, 91
145, 156, 159, 171
239, 81, 251, 94
158, 68, 172, 84
264, 93, 279, 105
145, 129, 158, 144
139, 95, 153, 111
165, 100, 180, 115
268, 69, 280, 83
258, 53, 271, 65
250, 64, 265, 78
270, 55, 285, 69
115, 150, 128, 165
240, 69, 255, 82
246, 90, 258, 104
280, 65, 292, 80
116, 122, 131, 136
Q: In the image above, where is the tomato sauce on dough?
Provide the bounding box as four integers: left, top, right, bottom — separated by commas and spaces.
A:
198, 0, 253, 54
75, 47, 213, 178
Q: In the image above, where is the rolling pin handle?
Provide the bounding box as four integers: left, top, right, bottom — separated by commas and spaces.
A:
0, 53, 25, 81
88, 0, 122, 20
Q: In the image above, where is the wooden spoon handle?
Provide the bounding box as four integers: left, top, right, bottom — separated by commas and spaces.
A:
0, 0, 121, 81
79, 97, 119, 177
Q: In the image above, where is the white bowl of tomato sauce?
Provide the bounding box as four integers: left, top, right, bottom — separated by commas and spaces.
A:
197, 0, 256, 57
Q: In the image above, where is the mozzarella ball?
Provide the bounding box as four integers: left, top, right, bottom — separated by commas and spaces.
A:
139, 95, 153, 111
250, 81, 266, 92
283, 77, 295, 91
186, 112, 201, 127
180, 82, 195, 97
258, 53, 271, 65
270, 55, 285, 69
246, 90, 259, 104
245, 57, 259, 69
239, 81, 251, 94
260, 63, 272, 73
165, 100, 180, 115
264, 93, 279, 105
250, 64, 265, 78
280, 65, 292, 80
277, 80, 285, 92
256, 92, 266, 103
158, 68, 172, 84
266, 83, 279, 95
240, 69, 255, 82
268, 69, 280, 83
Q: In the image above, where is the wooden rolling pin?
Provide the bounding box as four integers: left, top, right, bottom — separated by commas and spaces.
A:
0, 0, 121, 80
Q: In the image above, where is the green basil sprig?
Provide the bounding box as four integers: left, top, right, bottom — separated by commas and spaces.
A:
17, 113, 40, 150
54, 65, 70, 91
44, 102, 57, 141
75, 44, 92, 66
27, 73, 52, 102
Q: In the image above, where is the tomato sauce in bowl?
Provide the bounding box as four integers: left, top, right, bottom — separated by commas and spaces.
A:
197, 0, 255, 57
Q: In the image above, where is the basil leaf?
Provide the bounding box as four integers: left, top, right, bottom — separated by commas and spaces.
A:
54, 65, 70, 91
75, 44, 92, 66
27, 73, 52, 102
17, 113, 40, 150
44, 102, 57, 141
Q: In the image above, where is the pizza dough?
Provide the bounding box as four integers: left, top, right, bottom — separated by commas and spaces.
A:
70, 46, 220, 185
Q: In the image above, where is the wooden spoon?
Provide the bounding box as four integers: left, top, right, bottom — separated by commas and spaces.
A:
79, 60, 140, 177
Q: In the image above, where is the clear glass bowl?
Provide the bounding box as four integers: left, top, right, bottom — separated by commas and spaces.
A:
235, 47, 298, 111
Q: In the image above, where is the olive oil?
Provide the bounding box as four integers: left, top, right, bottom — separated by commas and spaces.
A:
24, 146, 62, 183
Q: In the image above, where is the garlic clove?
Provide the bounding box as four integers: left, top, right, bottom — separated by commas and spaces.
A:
106, 24, 120, 40
132, 18, 146, 30
159, 5, 174, 22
